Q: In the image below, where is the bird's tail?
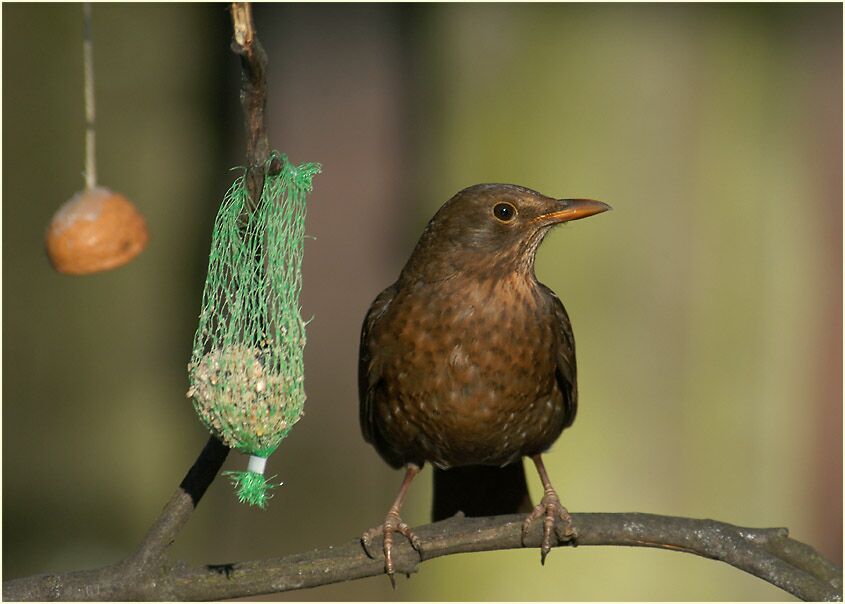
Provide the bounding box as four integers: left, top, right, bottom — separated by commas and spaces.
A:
432, 462, 533, 522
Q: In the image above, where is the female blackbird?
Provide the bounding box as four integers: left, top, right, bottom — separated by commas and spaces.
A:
359, 184, 610, 583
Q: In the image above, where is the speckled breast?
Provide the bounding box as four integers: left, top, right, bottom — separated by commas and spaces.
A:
371, 274, 567, 468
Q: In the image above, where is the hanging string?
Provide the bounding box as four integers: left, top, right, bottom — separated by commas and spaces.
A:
82, 2, 97, 190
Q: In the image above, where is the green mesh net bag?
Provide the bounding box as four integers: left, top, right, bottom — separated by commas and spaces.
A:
187, 152, 320, 508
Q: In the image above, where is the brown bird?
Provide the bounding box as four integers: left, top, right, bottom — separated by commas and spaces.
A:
359, 184, 610, 583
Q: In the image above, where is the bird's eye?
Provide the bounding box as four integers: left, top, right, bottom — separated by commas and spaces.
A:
492, 202, 517, 222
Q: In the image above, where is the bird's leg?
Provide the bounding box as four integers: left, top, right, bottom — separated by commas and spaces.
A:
361, 464, 422, 587
522, 454, 576, 564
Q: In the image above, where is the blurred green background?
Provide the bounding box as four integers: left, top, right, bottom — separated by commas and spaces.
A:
3, 3, 841, 600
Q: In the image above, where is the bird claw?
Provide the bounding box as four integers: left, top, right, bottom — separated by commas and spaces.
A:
521, 489, 576, 564
361, 509, 422, 587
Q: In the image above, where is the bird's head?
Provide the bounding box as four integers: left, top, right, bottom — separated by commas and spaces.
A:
401, 183, 611, 282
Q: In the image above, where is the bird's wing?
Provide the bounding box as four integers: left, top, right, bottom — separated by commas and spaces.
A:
358, 283, 398, 447
540, 283, 578, 428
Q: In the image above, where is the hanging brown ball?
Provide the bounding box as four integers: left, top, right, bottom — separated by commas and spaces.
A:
45, 187, 149, 275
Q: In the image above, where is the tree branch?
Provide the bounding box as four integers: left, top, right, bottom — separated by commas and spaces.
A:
4, 512, 841, 601
230, 1, 269, 207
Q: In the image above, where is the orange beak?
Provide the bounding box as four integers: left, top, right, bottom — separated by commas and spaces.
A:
534, 199, 612, 226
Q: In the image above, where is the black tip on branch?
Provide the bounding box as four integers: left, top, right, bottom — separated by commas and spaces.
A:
180, 436, 230, 506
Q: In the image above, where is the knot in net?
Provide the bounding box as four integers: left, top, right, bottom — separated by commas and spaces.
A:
187, 153, 320, 507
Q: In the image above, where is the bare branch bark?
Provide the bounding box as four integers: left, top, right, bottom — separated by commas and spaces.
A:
4, 512, 841, 601
230, 1, 269, 207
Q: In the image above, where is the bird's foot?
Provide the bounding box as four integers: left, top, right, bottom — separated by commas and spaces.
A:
521, 488, 576, 564
361, 509, 422, 588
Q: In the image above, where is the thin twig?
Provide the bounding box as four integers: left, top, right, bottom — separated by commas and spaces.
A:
3, 512, 840, 601
230, 2, 269, 207
82, 2, 97, 190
